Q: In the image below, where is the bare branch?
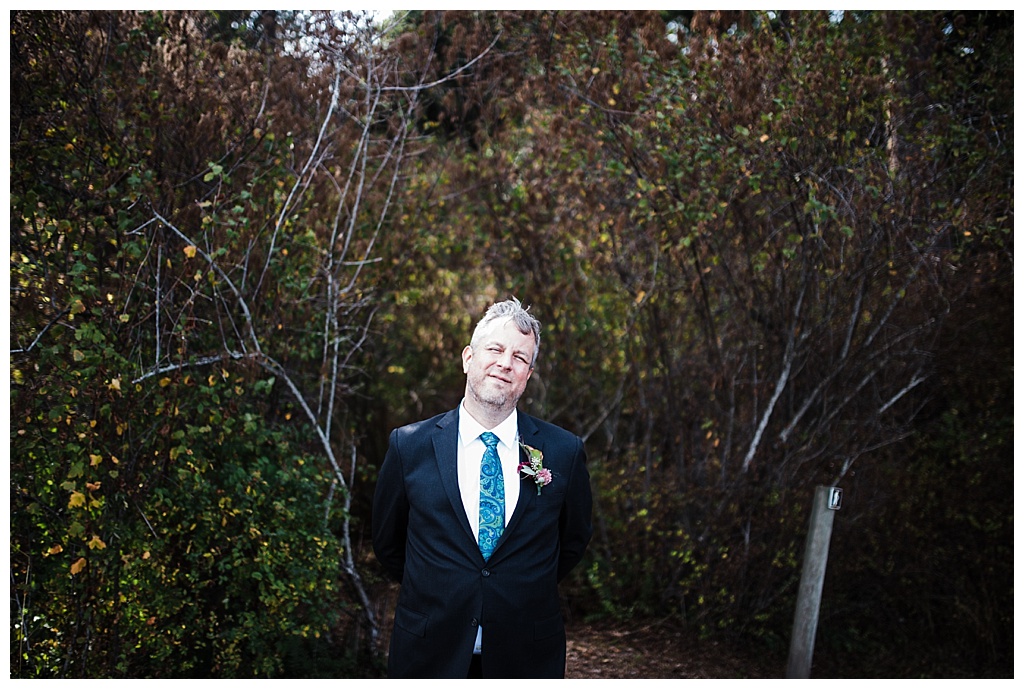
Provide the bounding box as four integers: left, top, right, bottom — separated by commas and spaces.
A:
742, 277, 807, 472
132, 351, 250, 384
378, 30, 502, 93
146, 210, 262, 357
339, 441, 379, 649
254, 66, 344, 298
155, 244, 162, 366
10, 306, 70, 355
879, 371, 927, 414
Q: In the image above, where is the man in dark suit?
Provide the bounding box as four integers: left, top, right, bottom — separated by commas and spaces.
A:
372, 297, 593, 678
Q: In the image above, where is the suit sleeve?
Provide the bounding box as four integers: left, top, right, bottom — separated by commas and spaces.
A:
557, 435, 593, 582
372, 428, 409, 583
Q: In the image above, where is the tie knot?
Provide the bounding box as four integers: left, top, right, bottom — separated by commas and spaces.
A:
480, 431, 499, 449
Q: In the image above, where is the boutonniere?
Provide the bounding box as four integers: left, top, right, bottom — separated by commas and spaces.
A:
518, 443, 552, 495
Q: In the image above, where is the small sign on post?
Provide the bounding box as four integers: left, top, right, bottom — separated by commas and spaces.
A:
786, 485, 840, 679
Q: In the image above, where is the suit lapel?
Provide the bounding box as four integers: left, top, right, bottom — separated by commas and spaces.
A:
494, 411, 541, 551
432, 409, 478, 547
435, 408, 545, 560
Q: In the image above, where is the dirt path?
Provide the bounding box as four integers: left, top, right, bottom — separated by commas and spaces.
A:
565, 621, 782, 679
371, 584, 782, 678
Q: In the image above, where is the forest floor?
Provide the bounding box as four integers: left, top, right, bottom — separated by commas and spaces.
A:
371, 583, 787, 678
369, 584, 993, 679
564, 619, 784, 679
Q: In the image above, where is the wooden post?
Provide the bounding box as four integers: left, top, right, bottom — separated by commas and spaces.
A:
786, 485, 841, 679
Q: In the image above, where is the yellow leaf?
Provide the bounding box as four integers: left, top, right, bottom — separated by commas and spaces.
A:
68, 491, 86, 508
183, 245, 197, 258
73, 349, 85, 362
142, 551, 151, 560
86, 481, 101, 491
70, 298, 85, 315
108, 378, 122, 392
47, 544, 64, 555
159, 377, 172, 387
87, 535, 106, 550
70, 557, 87, 575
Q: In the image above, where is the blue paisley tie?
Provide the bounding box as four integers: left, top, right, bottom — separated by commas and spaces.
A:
478, 431, 504, 560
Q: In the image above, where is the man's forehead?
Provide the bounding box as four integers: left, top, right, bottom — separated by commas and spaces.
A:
479, 318, 534, 348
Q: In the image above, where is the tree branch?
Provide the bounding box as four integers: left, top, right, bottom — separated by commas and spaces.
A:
9, 306, 71, 355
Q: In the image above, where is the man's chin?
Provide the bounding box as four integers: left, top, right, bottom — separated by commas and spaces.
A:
480, 394, 511, 410
468, 378, 524, 412
472, 388, 515, 411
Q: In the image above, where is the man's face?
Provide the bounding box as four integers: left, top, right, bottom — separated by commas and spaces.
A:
462, 318, 535, 414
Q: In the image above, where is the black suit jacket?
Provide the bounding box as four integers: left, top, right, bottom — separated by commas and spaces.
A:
372, 407, 593, 678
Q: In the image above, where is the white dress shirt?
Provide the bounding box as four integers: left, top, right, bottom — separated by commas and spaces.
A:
457, 399, 522, 654
457, 400, 522, 539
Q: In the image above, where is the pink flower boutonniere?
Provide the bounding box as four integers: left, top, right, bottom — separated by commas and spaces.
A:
518, 443, 552, 495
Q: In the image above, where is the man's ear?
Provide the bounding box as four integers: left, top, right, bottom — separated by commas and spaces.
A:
461, 345, 473, 373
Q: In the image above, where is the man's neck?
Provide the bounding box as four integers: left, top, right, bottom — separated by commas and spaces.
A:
461, 397, 516, 430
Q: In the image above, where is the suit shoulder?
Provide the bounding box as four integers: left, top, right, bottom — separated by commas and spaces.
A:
390, 409, 454, 440
521, 412, 581, 445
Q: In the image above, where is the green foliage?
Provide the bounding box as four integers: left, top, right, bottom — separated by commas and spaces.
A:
10, 10, 392, 678
11, 362, 352, 676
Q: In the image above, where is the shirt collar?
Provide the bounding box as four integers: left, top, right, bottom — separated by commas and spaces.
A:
459, 400, 519, 449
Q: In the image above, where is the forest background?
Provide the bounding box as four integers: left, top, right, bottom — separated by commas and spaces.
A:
8, 9, 1013, 679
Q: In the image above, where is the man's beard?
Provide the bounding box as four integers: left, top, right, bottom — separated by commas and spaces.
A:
468, 375, 518, 411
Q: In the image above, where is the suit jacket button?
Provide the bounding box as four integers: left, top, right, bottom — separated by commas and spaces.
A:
471, 618, 479, 627
481, 569, 490, 577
